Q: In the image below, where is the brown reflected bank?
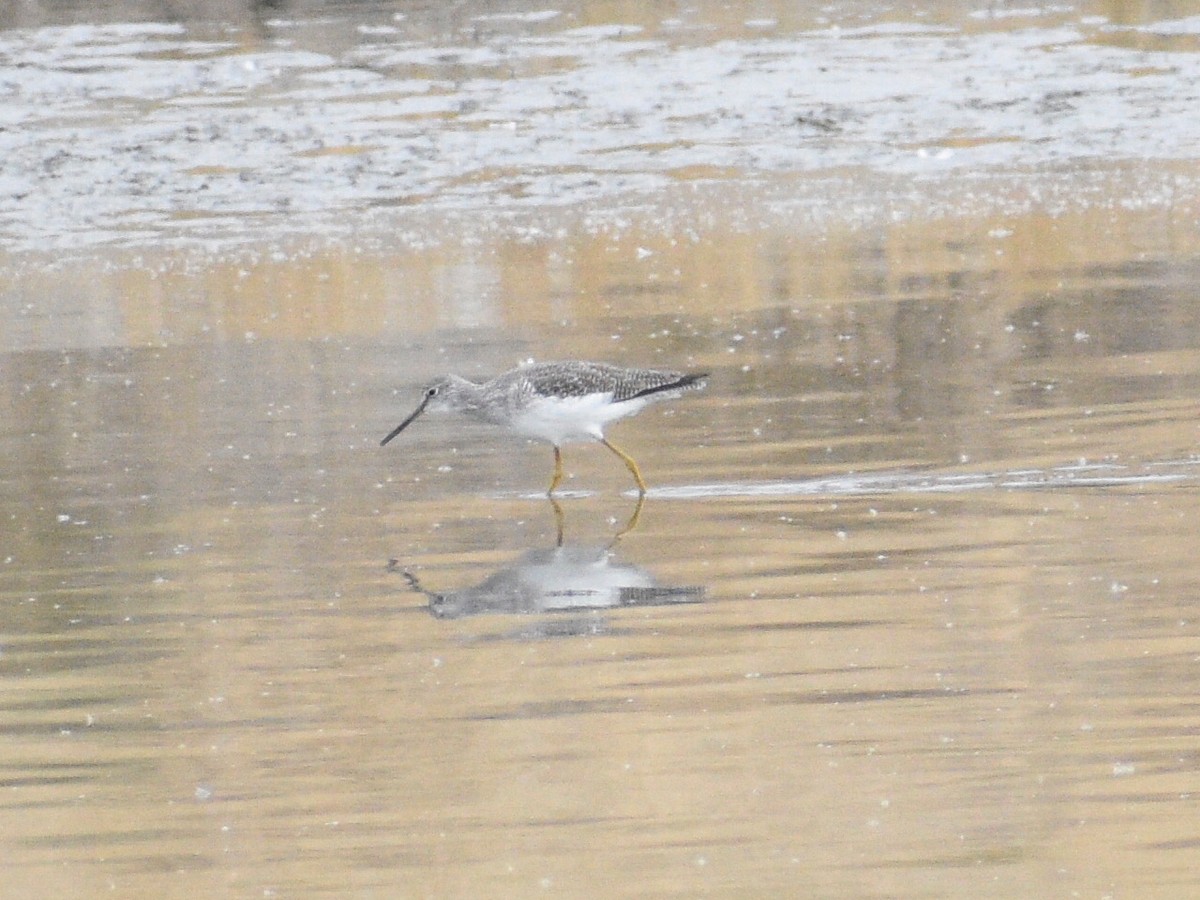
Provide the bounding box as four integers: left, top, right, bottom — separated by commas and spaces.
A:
5, 194, 1199, 349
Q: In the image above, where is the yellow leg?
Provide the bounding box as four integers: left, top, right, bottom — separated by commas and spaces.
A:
613, 493, 646, 541
549, 496, 565, 547
547, 445, 565, 495
602, 438, 648, 495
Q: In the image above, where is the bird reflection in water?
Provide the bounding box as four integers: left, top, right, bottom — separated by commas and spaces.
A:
392, 497, 705, 620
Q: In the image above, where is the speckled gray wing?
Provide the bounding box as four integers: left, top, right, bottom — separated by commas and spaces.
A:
520, 362, 707, 402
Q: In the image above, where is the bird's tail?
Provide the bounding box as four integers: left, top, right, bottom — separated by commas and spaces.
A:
627, 371, 709, 402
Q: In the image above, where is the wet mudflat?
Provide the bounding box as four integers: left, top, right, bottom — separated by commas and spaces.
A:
3, 1, 1200, 898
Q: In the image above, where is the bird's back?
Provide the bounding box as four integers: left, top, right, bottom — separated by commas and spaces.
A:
513, 361, 705, 403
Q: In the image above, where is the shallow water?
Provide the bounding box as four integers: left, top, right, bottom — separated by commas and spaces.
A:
3, 1, 1200, 254
4, 1, 1200, 898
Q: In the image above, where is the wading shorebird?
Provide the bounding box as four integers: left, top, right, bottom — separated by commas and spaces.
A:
380, 360, 708, 495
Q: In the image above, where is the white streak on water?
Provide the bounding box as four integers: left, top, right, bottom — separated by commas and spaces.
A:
646, 461, 1197, 500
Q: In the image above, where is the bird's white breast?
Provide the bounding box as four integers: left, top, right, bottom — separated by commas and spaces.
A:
509, 392, 649, 444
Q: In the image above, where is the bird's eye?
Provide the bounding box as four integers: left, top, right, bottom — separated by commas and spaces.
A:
426, 386, 439, 397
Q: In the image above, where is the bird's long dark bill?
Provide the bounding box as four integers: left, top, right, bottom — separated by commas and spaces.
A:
380, 395, 430, 446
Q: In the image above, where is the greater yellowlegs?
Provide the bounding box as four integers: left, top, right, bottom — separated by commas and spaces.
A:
380, 360, 708, 495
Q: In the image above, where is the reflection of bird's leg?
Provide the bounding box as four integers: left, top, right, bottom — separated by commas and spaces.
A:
601, 438, 648, 495
548, 445, 565, 495
613, 492, 646, 543
549, 496, 565, 547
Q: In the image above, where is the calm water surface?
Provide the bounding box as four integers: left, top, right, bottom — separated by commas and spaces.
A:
4, 1, 1200, 898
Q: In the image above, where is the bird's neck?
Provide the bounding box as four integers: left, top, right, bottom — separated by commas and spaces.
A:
444, 375, 487, 414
